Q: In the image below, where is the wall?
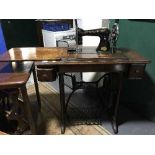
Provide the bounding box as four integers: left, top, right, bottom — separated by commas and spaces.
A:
112, 19, 155, 121
117, 19, 155, 82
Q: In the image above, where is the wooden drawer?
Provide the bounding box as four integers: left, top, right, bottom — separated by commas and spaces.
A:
128, 64, 146, 79
37, 68, 57, 82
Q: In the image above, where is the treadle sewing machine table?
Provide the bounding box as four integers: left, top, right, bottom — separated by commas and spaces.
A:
0, 47, 150, 134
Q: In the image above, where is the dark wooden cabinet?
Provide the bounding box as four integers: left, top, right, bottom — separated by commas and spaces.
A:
1, 19, 40, 49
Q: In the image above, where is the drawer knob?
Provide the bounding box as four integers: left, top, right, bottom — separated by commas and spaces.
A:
135, 70, 140, 73
43, 74, 47, 78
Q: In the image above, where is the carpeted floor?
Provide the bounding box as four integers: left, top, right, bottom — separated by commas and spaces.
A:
27, 83, 111, 135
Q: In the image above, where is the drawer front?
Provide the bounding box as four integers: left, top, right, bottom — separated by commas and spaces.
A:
128, 64, 146, 79
37, 68, 57, 82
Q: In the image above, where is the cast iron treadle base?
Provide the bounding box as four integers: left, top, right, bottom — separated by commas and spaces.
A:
67, 107, 103, 125
66, 90, 105, 126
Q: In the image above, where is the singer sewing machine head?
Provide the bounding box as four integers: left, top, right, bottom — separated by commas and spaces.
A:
76, 23, 119, 54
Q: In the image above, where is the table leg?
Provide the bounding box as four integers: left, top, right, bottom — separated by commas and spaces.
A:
21, 85, 37, 134
110, 72, 123, 134
32, 66, 41, 112
59, 73, 66, 134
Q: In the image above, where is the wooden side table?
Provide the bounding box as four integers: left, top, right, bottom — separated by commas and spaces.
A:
0, 61, 41, 134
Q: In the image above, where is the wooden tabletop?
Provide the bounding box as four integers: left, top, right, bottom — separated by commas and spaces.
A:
0, 73, 30, 89
0, 61, 34, 73
0, 47, 68, 61
0, 47, 150, 65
